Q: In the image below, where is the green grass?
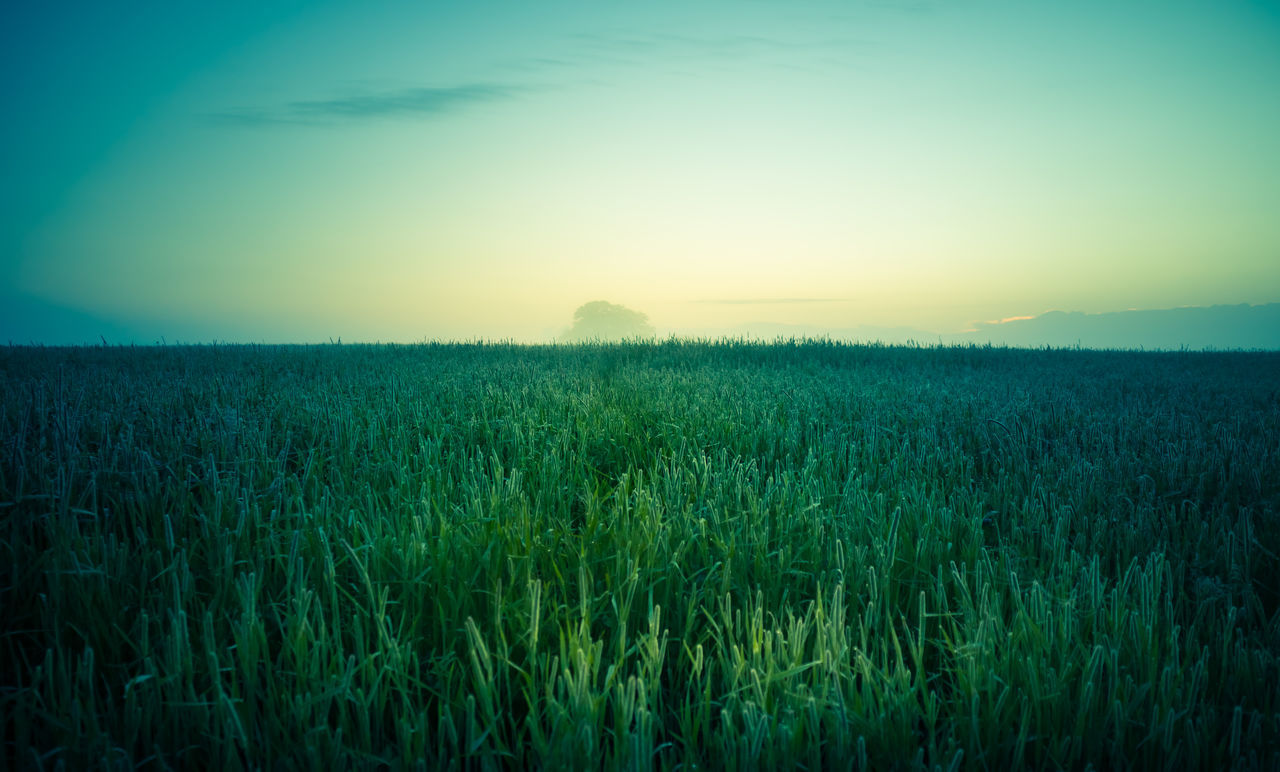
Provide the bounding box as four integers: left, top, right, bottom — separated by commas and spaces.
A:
2, 339, 1278, 769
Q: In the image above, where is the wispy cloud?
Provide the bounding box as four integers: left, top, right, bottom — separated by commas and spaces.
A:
292, 85, 514, 118
209, 84, 519, 127
497, 30, 872, 82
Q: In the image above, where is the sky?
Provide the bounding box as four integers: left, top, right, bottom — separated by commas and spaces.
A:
3, 0, 1279, 344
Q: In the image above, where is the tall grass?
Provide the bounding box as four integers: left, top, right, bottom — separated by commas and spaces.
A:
2, 340, 1278, 769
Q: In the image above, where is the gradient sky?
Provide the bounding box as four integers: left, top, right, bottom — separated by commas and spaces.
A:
4, 0, 1279, 343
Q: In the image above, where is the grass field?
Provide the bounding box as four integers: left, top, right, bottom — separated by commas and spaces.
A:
2, 340, 1279, 769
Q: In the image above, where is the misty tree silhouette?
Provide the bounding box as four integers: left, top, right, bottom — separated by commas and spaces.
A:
563, 301, 655, 341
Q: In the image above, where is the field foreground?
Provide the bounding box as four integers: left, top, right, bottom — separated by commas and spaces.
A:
2, 340, 1279, 769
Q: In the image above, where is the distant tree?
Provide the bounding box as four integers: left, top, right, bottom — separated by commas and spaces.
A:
563, 301, 655, 342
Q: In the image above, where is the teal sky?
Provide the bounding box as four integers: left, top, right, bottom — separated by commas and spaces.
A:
4, 0, 1279, 343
